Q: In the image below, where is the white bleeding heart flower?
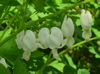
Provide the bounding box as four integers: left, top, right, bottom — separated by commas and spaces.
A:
80, 9, 92, 30
80, 9, 92, 41
15, 30, 37, 61
0, 57, 7, 68
38, 27, 64, 59
61, 15, 75, 49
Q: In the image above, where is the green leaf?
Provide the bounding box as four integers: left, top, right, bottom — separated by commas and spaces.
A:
61, 54, 77, 69
63, 65, 76, 74
71, 0, 77, 2
31, 50, 44, 58
0, 0, 19, 6
0, 28, 12, 42
89, 46, 100, 58
0, 5, 5, 17
13, 59, 28, 74
57, 3, 73, 9
63, 0, 70, 3
0, 37, 23, 65
77, 69, 90, 74
32, 0, 44, 12
0, 63, 11, 74
92, 28, 100, 36
49, 60, 65, 73
17, 0, 24, 4
53, 0, 62, 5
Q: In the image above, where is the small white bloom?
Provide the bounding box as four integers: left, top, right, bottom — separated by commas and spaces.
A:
15, 30, 37, 61
49, 27, 63, 49
38, 27, 64, 59
0, 57, 7, 68
80, 9, 92, 40
80, 9, 92, 30
61, 15, 75, 49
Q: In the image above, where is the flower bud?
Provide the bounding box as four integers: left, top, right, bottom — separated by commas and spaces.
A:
61, 15, 75, 49
80, 9, 92, 29
80, 9, 92, 41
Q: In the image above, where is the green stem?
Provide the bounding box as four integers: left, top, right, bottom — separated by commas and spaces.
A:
0, 0, 92, 46
24, 0, 93, 29
36, 51, 52, 74
0, 6, 11, 26
0, 4, 25, 42
37, 36, 100, 74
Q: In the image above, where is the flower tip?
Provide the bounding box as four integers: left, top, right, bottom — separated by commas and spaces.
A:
22, 51, 31, 61
66, 37, 75, 49
82, 30, 92, 41
81, 9, 85, 13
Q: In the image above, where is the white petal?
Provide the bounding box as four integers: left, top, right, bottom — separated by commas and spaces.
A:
62, 15, 67, 27
59, 39, 67, 48
52, 49, 59, 59
61, 16, 74, 37
38, 28, 50, 48
66, 37, 75, 49
86, 11, 92, 25
15, 30, 24, 49
67, 18, 74, 36
0, 57, 7, 68
22, 51, 31, 61
23, 30, 37, 51
82, 30, 92, 41
37, 43, 46, 49
80, 9, 92, 29
81, 9, 85, 13
49, 27, 63, 49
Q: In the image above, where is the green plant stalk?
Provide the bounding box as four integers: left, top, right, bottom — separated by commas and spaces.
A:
0, 6, 11, 26
0, 0, 93, 46
37, 36, 100, 74
36, 51, 52, 74
24, 0, 93, 29
0, 4, 25, 42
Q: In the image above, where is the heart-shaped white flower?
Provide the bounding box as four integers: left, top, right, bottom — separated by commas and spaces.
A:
80, 9, 92, 41
15, 30, 37, 61
61, 15, 75, 49
80, 9, 92, 30
38, 27, 64, 59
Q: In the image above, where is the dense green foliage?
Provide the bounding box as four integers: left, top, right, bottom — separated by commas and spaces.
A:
0, 0, 100, 74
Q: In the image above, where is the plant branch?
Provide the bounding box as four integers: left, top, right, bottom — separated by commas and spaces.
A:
37, 36, 100, 74
0, 0, 93, 46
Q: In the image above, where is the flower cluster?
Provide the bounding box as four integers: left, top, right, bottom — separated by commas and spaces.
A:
15, 9, 92, 61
